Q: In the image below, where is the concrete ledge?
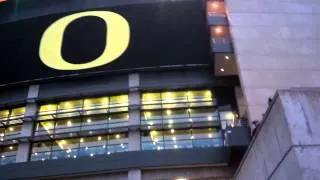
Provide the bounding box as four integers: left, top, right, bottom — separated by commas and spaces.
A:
234, 89, 320, 180
0, 148, 229, 179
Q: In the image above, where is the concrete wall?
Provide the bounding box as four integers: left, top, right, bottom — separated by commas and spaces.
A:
234, 89, 320, 180
226, 0, 320, 123
143, 166, 236, 180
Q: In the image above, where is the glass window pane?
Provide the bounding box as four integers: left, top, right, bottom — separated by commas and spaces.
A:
207, 1, 226, 16
5, 125, 22, 140
190, 107, 218, 122
110, 95, 128, 106
0, 145, 17, 165
142, 93, 161, 104
162, 91, 187, 109
58, 100, 83, 113
83, 97, 108, 112
55, 118, 81, 134
35, 121, 55, 136
52, 138, 80, 151
10, 107, 25, 121
141, 110, 162, 125
109, 113, 129, 128
0, 110, 9, 121
82, 115, 108, 131
39, 104, 57, 115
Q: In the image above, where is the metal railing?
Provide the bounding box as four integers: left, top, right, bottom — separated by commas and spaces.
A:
141, 137, 224, 150
30, 143, 128, 162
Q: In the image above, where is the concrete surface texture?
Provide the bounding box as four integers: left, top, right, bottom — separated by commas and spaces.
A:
226, 0, 320, 123
234, 89, 320, 180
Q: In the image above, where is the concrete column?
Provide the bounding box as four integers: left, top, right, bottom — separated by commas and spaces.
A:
128, 169, 142, 180
16, 85, 39, 163
128, 74, 142, 180
128, 73, 141, 152
128, 131, 141, 151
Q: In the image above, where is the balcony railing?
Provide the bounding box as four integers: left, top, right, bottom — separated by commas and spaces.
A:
142, 137, 224, 150
30, 143, 128, 162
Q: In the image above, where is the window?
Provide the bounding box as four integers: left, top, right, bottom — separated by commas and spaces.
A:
141, 107, 218, 127
30, 133, 128, 161
38, 94, 129, 120
210, 26, 231, 44
141, 128, 223, 151
207, 1, 226, 16
142, 90, 214, 110
0, 145, 17, 165
34, 112, 129, 137
0, 107, 25, 142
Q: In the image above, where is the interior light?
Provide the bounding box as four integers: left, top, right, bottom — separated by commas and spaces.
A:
9, 146, 13, 150
187, 108, 191, 113
174, 145, 178, 149
214, 27, 223, 35
225, 55, 230, 60
168, 119, 174, 124
89, 131, 93, 135
69, 133, 73, 136
149, 121, 154, 126
157, 146, 161, 150
122, 95, 128, 103
172, 137, 176, 141
108, 117, 111, 120
0, 138, 4, 141
226, 112, 235, 120
90, 153, 94, 157
67, 120, 72, 127
87, 119, 91, 123
107, 152, 111, 155
9, 127, 14, 132
190, 136, 194, 139
103, 145, 106, 148
0, 133, 4, 137
85, 147, 89, 150
145, 112, 151, 118
116, 134, 120, 139
168, 124, 172, 128
171, 129, 175, 134
205, 90, 212, 97
34, 152, 38, 156
176, 178, 187, 180
41, 158, 45, 161
166, 109, 171, 115
1, 155, 5, 158
153, 141, 156, 145
102, 97, 108, 104
148, 126, 151, 129
208, 116, 213, 121
208, 134, 213, 138
73, 155, 77, 158
127, 114, 130, 119
98, 136, 102, 141
80, 138, 84, 143
212, 2, 218, 8
220, 68, 225, 72
189, 118, 193, 122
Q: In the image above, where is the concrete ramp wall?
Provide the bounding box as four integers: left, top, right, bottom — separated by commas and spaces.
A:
234, 89, 320, 180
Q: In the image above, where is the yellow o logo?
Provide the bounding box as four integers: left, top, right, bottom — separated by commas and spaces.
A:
39, 11, 130, 70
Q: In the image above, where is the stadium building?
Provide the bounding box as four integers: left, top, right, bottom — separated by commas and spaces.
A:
5, 0, 319, 179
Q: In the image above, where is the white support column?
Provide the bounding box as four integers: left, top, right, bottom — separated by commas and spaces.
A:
128, 169, 142, 180
128, 73, 142, 180
16, 85, 39, 163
